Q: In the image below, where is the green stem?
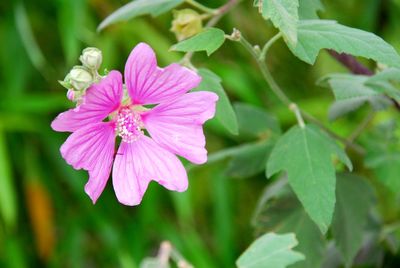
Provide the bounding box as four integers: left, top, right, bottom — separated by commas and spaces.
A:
348, 110, 375, 143
260, 32, 282, 60
185, 0, 217, 14
230, 31, 365, 155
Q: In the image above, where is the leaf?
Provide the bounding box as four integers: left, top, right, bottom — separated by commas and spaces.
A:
266, 124, 352, 233
98, 0, 184, 31
225, 141, 273, 178
318, 74, 392, 120
332, 173, 375, 267
194, 69, 238, 135
170, 28, 225, 56
362, 121, 400, 191
261, 0, 299, 46
235, 103, 281, 140
0, 132, 17, 230
252, 178, 325, 268
298, 0, 324, 19
366, 68, 400, 102
236, 232, 305, 268
287, 20, 400, 68
140, 257, 169, 268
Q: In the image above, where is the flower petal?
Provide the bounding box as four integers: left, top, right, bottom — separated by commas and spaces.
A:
143, 92, 218, 164
60, 122, 116, 203
124, 42, 201, 105
112, 136, 188, 206
51, 71, 123, 132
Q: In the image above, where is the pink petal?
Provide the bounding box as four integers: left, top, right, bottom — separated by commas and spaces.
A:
112, 136, 188, 206
142, 92, 218, 164
124, 43, 201, 105
51, 71, 123, 132
60, 122, 116, 203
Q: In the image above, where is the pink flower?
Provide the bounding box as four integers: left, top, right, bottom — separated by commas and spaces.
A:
51, 43, 218, 205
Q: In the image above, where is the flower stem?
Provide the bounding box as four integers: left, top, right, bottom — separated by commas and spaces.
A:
229, 31, 365, 155
185, 0, 217, 14
260, 32, 282, 61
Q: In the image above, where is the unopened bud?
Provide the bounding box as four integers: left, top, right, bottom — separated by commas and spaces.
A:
66, 89, 75, 101
171, 9, 203, 41
69, 66, 93, 91
80, 47, 102, 70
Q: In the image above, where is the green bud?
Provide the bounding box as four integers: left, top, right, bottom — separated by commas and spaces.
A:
171, 9, 203, 41
80, 47, 102, 70
69, 66, 93, 91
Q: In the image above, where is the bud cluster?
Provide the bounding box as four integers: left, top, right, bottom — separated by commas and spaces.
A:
59, 47, 103, 102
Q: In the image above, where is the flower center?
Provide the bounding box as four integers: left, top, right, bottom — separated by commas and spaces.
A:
115, 106, 144, 143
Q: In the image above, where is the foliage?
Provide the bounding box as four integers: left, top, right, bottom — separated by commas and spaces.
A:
2, 0, 400, 267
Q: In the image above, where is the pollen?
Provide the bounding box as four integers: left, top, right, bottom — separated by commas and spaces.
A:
115, 107, 144, 143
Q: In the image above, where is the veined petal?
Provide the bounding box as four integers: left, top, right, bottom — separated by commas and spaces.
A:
112, 136, 188, 206
51, 71, 123, 132
143, 92, 218, 164
124, 43, 201, 105
60, 122, 116, 203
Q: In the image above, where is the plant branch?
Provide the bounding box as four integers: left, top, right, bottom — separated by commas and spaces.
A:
260, 32, 282, 61
185, 0, 217, 14
229, 31, 365, 154
348, 110, 375, 143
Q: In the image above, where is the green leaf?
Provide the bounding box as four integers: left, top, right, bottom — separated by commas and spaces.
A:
287, 20, 400, 68
366, 68, 400, 102
362, 121, 400, 191
98, 0, 184, 31
318, 74, 392, 120
298, 0, 324, 19
235, 103, 281, 140
332, 173, 375, 267
0, 132, 17, 230
261, 0, 299, 46
225, 141, 273, 178
236, 232, 305, 268
194, 69, 238, 135
170, 28, 225, 56
252, 178, 325, 268
266, 124, 352, 233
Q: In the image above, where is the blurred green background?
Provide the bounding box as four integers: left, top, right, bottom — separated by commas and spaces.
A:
1, 0, 400, 267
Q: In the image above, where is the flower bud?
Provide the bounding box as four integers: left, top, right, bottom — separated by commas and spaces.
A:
80, 47, 102, 70
69, 66, 93, 91
66, 89, 75, 101
171, 9, 203, 41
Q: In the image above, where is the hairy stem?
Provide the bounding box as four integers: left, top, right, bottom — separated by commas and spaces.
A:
185, 0, 217, 14
229, 32, 365, 154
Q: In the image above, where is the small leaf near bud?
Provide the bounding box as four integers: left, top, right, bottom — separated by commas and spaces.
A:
80, 47, 103, 70
69, 66, 93, 91
171, 9, 203, 41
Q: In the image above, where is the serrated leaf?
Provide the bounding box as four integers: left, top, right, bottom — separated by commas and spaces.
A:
236, 232, 305, 268
171, 28, 225, 56
235, 103, 281, 140
298, 0, 324, 19
225, 141, 273, 178
319, 74, 392, 120
261, 0, 299, 46
253, 178, 325, 268
98, 0, 184, 31
288, 20, 400, 68
267, 124, 352, 233
194, 69, 238, 135
332, 173, 375, 267
366, 68, 400, 102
